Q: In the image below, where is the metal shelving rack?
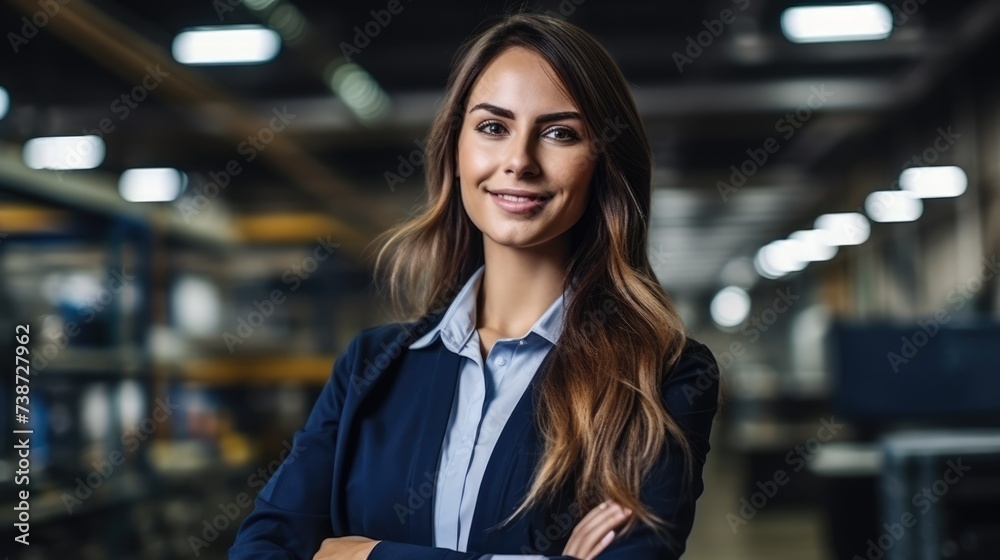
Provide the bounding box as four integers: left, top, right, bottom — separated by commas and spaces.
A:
881, 430, 1000, 560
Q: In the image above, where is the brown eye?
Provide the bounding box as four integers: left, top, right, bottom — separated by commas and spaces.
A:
544, 126, 580, 142
475, 120, 508, 136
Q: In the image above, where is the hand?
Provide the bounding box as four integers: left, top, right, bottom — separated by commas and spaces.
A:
312, 535, 381, 560
562, 499, 631, 560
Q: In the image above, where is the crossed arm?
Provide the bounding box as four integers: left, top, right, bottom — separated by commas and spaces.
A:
351, 499, 630, 560
228, 337, 720, 560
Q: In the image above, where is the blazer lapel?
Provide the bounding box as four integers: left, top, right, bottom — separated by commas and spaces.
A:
331, 314, 454, 540
406, 339, 463, 545
466, 348, 557, 551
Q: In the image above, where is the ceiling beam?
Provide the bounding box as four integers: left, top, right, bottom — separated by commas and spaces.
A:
5, 0, 397, 243
0, 144, 237, 247
783, 0, 1000, 168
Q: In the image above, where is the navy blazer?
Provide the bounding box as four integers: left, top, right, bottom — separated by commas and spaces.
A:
229, 310, 721, 560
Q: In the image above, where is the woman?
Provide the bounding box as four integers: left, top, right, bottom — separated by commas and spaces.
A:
229, 12, 722, 560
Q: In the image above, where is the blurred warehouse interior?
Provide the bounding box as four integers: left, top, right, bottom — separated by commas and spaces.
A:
1, 0, 1000, 558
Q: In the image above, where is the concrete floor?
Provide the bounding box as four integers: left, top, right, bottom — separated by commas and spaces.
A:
685, 446, 832, 560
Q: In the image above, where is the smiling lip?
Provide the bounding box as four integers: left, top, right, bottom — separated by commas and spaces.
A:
487, 188, 553, 199
486, 188, 552, 215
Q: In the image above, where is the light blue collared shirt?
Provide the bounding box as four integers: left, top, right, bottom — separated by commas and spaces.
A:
409, 264, 571, 558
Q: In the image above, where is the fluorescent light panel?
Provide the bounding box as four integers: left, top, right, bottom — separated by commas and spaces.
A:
711, 286, 751, 328
23, 135, 106, 170
865, 190, 923, 222
789, 230, 838, 262
764, 240, 808, 274
172, 25, 281, 65
781, 3, 893, 43
814, 212, 870, 246
753, 248, 786, 280
244, 0, 278, 9
119, 168, 187, 202
326, 62, 390, 122
0, 86, 9, 120
899, 166, 968, 198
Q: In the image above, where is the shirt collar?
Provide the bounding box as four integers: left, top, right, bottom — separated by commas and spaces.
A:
408, 264, 571, 352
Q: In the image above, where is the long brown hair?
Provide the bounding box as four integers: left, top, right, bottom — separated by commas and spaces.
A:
367, 12, 695, 541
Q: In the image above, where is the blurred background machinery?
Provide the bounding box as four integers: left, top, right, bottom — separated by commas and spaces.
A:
1, 1, 1000, 558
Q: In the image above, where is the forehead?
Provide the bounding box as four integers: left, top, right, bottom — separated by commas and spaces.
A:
467, 46, 578, 112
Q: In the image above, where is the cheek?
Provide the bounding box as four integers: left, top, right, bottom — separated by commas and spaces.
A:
571, 158, 596, 216
457, 133, 493, 178
555, 152, 596, 195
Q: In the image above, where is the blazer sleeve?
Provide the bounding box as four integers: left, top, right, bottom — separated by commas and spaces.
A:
228, 333, 359, 560
369, 339, 721, 560
368, 541, 576, 559
593, 338, 721, 559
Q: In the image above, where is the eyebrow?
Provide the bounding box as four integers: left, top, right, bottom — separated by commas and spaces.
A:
467, 102, 582, 125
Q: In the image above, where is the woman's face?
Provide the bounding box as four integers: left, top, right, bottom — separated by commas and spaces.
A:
456, 46, 596, 251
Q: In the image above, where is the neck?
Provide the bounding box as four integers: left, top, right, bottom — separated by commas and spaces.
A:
476, 235, 569, 338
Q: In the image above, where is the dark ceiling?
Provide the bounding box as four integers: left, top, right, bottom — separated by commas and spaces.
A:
1, 0, 999, 292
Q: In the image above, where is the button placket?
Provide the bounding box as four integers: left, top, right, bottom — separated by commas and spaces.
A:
493, 338, 525, 387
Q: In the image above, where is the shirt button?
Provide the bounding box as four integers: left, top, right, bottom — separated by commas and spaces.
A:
495, 356, 506, 366
518, 340, 526, 345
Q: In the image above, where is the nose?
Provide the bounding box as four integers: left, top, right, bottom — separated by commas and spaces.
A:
504, 134, 540, 179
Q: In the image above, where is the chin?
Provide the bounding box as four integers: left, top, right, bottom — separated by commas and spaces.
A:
486, 233, 534, 248
484, 227, 560, 250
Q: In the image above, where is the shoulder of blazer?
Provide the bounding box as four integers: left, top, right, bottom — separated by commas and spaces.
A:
339, 310, 448, 397
662, 336, 721, 417
678, 336, 720, 376
351, 309, 448, 355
